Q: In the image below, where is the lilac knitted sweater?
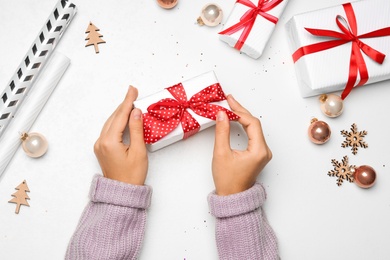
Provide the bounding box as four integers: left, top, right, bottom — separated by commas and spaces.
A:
65, 175, 278, 259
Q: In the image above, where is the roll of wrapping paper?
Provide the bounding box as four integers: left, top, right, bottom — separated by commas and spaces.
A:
0, 0, 76, 138
0, 52, 70, 177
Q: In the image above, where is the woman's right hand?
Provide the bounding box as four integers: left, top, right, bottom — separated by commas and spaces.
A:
212, 95, 272, 196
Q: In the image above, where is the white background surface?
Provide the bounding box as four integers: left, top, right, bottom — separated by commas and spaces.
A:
0, 0, 389, 259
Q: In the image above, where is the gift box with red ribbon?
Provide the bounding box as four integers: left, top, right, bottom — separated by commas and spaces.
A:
133, 71, 239, 152
219, 0, 289, 59
286, 0, 390, 99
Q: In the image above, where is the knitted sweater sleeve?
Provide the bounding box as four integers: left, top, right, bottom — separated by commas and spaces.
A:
65, 175, 152, 260
208, 183, 278, 260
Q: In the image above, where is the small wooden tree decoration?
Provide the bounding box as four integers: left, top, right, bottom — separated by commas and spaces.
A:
8, 180, 30, 214
85, 22, 106, 53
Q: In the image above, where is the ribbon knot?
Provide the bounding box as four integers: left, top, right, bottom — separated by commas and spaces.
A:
249, 4, 266, 18
292, 3, 390, 99
219, 0, 283, 51
142, 83, 239, 144
180, 101, 191, 110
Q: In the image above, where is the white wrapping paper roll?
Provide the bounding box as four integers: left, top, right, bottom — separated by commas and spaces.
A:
0, 52, 70, 177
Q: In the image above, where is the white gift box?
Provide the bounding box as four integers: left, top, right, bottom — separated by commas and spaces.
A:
219, 0, 289, 59
133, 71, 233, 152
286, 0, 390, 98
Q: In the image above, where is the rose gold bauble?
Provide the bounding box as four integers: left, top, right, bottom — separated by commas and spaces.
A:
308, 118, 331, 144
319, 94, 344, 117
156, 0, 178, 9
353, 165, 376, 188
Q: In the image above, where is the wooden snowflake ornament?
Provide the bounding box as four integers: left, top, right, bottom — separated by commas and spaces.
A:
85, 22, 106, 53
328, 156, 355, 186
8, 180, 30, 214
341, 123, 368, 155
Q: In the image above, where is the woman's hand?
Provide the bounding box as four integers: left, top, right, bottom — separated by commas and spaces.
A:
212, 95, 272, 195
94, 86, 148, 185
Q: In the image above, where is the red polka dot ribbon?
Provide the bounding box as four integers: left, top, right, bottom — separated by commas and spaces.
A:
143, 83, 239, 144
219, 0, 283, 51
292, 3, 390, 100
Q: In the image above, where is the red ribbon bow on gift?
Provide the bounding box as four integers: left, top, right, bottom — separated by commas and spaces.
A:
143, 83, 239, 144
219, 0, 283, 50
292, 3, 390, 99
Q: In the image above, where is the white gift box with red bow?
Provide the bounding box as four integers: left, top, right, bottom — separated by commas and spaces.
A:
286, 0, 390, 98
219, 0, 289, 59
133, 71, 236, 152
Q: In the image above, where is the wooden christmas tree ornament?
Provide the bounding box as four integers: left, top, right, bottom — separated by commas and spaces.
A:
8, 180, 30, 214
85, 22, 106, 53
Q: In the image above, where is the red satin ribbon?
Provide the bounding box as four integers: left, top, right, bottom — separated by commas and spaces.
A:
292, 3, 390, 99
143, 83, 239, 144
219, 0, 283, 50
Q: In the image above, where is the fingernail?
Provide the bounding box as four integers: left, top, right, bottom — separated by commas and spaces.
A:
133, 108, 141, 120
128, 85, 133, 90
217, 111, 225, 121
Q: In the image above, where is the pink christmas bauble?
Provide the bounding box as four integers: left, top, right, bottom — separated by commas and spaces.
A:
308, 119, 331, 144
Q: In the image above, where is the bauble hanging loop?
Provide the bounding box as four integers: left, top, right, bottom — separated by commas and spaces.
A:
308, 118, 331, 144
21, 132, 48, 158
197, 3, 223, 27
319, 93, 344, 118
